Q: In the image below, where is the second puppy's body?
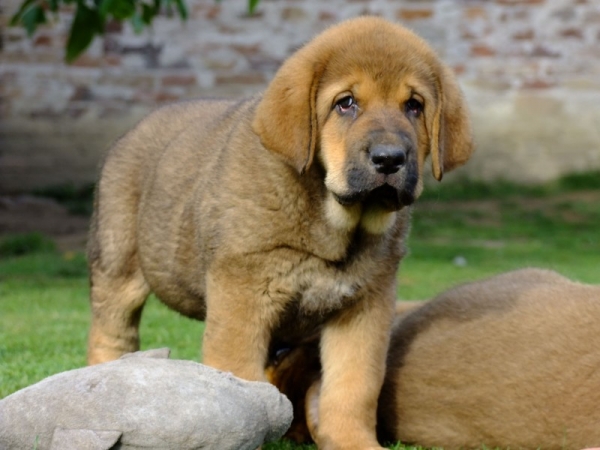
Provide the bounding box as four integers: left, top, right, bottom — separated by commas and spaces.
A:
384, 268, 600, 449
269, 269, 600, 449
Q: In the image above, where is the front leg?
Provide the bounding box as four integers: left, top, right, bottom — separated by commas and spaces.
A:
317, 292, 395, 450
201, 267, 279, 382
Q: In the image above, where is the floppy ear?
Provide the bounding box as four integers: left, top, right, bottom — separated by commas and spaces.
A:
252, 56, 325, 174
428, 65, 474, 181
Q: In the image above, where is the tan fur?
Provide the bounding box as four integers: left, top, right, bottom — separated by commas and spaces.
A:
87, 17, 472, 450
267, 269, 600, 449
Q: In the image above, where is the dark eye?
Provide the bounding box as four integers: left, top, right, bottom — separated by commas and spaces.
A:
335, 95, 355, 114
405, 98, 423, 117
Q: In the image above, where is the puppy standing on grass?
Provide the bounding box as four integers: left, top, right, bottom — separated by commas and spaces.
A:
87, 17, 473, 449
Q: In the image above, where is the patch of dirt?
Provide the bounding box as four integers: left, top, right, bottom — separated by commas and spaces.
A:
0, 195, 90, 252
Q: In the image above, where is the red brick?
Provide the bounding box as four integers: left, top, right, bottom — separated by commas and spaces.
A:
6, 32, 26, 43
218, 24, 241, 34
205, 5, 221, 20
319, 11, 337, 22
99, 103, 132, 118
500, 9, 531, 21
530, 45, 561, 58
559, 28, 584, 39
281, 7, 307, 21
104, 20, 122, 34
154, 91, 181, 103
161, 75, 197, 87
452, 64, 467, 75
132, 89, 156, 103
397, 9, 434, 21
230, 44, 261, 56
584, 11, 600, 23
496, 0, 545, 4
103, 36, 120, 54
70, 85, 94, 101
70, 54, 103, 68
99, 73, 154, 89
215, 72, 266, 86
464, 7, 487, 20
522, 78, 557, 89
104, 54, 121, 66
33, 35, 52, 47
471, 44, 496, 57
512, 29, 535, 40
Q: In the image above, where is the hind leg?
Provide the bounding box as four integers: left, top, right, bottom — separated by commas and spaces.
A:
87, 257, 150, 365
86, 170, 151, 365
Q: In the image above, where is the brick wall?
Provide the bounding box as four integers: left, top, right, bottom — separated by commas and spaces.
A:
1, 0, 599, 192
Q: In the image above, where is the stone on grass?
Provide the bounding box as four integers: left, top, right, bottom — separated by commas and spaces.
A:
0, 349, 292, 450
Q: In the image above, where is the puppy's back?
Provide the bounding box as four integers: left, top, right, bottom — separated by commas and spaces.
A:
383, 269, 600, 450
88, 99, 235, 273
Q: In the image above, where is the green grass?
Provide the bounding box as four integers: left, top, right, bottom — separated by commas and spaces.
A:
0, 232, 56, 257
1, 173, 600, 450
399, 172, 600, 299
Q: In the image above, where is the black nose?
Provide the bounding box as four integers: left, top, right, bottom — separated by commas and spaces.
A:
369, 145, 406, 175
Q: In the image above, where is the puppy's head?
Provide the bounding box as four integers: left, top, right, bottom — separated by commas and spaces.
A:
253, 17, 473, 223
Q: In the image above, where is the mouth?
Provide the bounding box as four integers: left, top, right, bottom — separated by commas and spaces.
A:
333, 190, 365, 206
329, 159, 420, 211
366, 184, 414, 211
333, 183, 415, 211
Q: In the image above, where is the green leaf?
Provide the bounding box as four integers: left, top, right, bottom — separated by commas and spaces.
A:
21, 4, 46, 36
10, 0, 47, 36
48, 0, 60, 12
9, 0, 35, 26
248, 0, 260, 14
99, 0, 112, 15
140, 4, 152, 24
100, 0, 136, 20
172, 0, 188, 20
130, 12, 144, 33
141, 0, 160, 24
65, 2, 103, 63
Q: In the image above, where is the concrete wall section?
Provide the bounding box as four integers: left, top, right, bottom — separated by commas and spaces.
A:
1, 0, 599, 192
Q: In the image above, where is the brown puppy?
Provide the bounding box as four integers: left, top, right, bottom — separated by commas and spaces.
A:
87, 17, 473, 449
268, 269, 600, 449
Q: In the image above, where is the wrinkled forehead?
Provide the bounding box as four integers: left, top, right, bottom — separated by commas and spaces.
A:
317, 30, 439, 101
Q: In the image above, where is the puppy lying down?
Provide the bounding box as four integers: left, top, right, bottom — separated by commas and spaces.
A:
267, 268, 600, 449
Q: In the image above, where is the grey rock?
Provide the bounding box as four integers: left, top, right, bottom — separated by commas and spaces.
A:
0, 349, 292, 450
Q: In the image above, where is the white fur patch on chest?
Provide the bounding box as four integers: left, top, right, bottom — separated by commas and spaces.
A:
324, 192, 397, 235
324, 193, 361, 231
360, 208, 397, 234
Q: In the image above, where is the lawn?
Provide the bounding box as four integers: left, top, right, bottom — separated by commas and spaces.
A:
1, 172, 599, 450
